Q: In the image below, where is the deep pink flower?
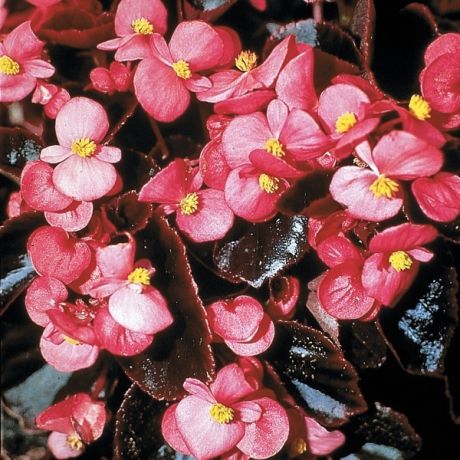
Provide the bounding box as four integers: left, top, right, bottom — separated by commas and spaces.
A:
36, 393, 107, 459
87, 236, 173, 335
330, 132, 444, 221
40, 97, 121, 201
198, 36, 296, 115
161, 363, 289, 459
139, 159, 234, 242
89, 61, 132, 95
0, 21, 55, 102
317, 235, 377, 319
362, 223, 438, 306
286, 408, 345, 457
207, 296, 275, 356
134, 21, 224, 122
266, 276, 300, 320
28, 226, 92, 285
27, 0, 61, 6
6, 191, 30, 218
32, 81, 71, 119
97, 0, 167, 61
412, 172, 460, 222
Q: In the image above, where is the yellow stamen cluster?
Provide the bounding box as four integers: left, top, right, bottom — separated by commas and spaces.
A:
335, 112, 358, 134
131, 17, 154, 35
235, 50, 258, 72
209, 403, 234, 424
128, 267, 151, 285
71, 138, 97, 158
292, 437, 308, 455
369, 174, 399, 199
172, 59, 192, 79
66, 434, 84, 451
265, 138, 285, 157
63, 335, 81, 346
179, 192, 199, 215
389, 251, 413, 272
259, 173, 280, 193
409, 94, 431, 121
0, 55, 20, 75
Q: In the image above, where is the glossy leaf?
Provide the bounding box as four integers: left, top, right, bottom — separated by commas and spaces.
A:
118, 213, 215, 400
268, 321, 367, 427
213, 215, 309, 288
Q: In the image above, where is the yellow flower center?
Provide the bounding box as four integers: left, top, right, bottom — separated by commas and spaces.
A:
66, 434, 84, 451
131, 17, 154, 35
71, 138, 97, 158
235, 50, 258, 72
335, 112, 358, 134
409, 94, 431, 121
389, 251, 413, 272
63, 335, 81, 346
209, 403, 234, 424
292, 437, 308, 455
369, 174, 399, 199
172, 59, 191, 79
0, 55, 20, 75
179, 192, 199, 215
127, 267, 151, 285
258, 173, 280, 193
265, 138, 285, 157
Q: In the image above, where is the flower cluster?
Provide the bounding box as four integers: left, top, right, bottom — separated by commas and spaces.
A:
2, 0, 460, 458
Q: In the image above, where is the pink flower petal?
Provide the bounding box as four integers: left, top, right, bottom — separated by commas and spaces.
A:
237, 397, 289, 459
0, 74, 37, 103
305, 417, 345, 456
48, 432, 83, 459
424, 33, 460, 66
211, 364, 257, 404
373, 130, 443, 179
330, 166, 403, 222
115, 35, 152, 61
40, 145, 73, 164
183, 378, 216, 403
412, 173, 460, 222
184, 74, 212, 93
109, 286, 173, 334
276, 50, 317, 111
25, 276, 67, 327
249, 149, 303, 178
161, 404, 192, 456
318, 263, 376, 319
22, 59, 55, 79
176, 188, 234, 242
222, 112, 272, 168
175, 395, 245, 459
21, 161, 73, 211
233, 401, 262, 423
169, 21, 224, 71
95, 146, 122, 163
214, 90, 276, 116
93, 306, 153, 356
317, 235, 362, 268
200, 138, 231, 190
4, 21, 44, 61
45, 201, 93, 233
134, 58, 190, 122
114, 0, 168, 36
207, 295, 265, 342
53, 155, 117, 201
214, 26, 241, 68
97, 36, 131, 52
266, 99, 288, 139
55, 97, 109, 147
96, 238, 135, 279
225, 314, 275, 357
408, 248, 434, 263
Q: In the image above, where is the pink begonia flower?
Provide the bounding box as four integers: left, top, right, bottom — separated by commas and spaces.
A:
40, 97, 121, 201
97, 0, 167, 61
420, 33, 460, 129
266, 276, 300, 320
89, 61, 132, 95
134, 21, 224, 122
412, 173, 460, 222
0, 21, 55, 103
286, 408, 345, 457
28, 226, 92, 285
162, 363, 289, 459
198, 36, 296, 115
362, 223, 438, 306
207, 296, 275, 356
40, 307, 100, 372
223, 99, 330, 173
330, 132, 444, 222
87, 236, 173, 335
36, 393, 107, 460
6, 191, 31, 218
27, 0, 61, 6
317, 83, 380, 155
45, 201, 94, 233
32, 81, 71, 119
317, 235, 378, 319
248, 0, 267, 11
139, 159, 234, 242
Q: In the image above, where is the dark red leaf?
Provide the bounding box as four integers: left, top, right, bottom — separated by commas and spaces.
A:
268, 321, 367, 427
350, 0, 376, 64
213, 215, 309, 288
118, 213, 215, 400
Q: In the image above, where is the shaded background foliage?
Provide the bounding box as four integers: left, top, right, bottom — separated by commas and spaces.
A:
1, 0, 460, 459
